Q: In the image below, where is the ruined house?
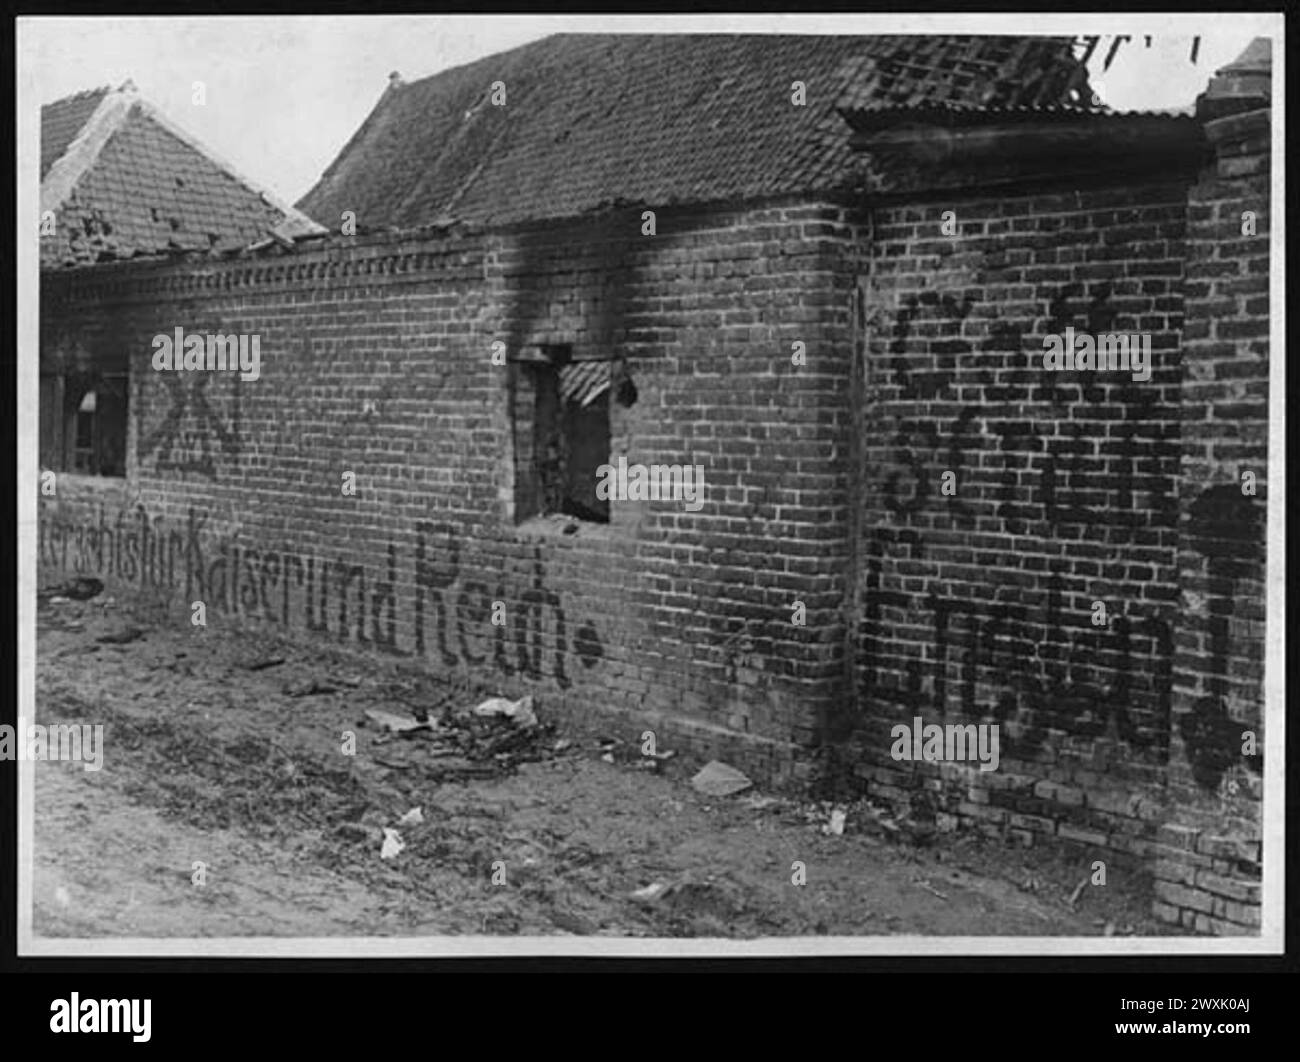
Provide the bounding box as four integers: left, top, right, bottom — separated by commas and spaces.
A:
37, 35, 1272, 933
39, 80, 323, 474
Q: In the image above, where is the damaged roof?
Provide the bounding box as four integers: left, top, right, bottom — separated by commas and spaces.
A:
297, 33, 1093, 231
41, 86, 109, 180
41, 81, 325, 269
834, 35, 1093, 115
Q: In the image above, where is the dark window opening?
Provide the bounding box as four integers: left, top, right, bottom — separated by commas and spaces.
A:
40, 370, 128, 477
513, 345, 611, 524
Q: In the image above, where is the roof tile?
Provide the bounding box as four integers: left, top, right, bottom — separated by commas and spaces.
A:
40, 86, 109, 179
298, 33, 1091, 230
41, 89, 321, 269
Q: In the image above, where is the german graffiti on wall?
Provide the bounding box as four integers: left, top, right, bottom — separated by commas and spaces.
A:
411, 521, 604, 687
38, 503, 604, 686
860, 543, 1173, 763
136, 372, 241, 478
1178, 484, 1267, 790
860, 280, 1251, 787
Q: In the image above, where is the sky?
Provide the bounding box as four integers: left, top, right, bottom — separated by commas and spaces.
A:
20, 15, 1271, 207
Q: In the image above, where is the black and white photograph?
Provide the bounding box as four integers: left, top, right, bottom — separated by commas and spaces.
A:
15, 12, 1283, 972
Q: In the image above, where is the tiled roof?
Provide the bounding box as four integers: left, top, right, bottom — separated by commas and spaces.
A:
845, 100, 1199, 131
298, 33, 1092, 231
41, 86, 108, 179
834, 35, 1092, 114
41, 84, 324, 269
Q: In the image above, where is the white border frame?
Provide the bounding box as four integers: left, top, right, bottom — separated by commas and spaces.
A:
15, 11, 1285, 958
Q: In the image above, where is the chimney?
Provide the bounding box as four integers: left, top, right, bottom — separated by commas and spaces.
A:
1195, 38, 1271, 177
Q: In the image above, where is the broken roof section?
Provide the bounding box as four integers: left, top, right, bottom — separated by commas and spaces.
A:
835, 34, 1095, 116
836, 36, 1214, 194
297, 33, 1092, 232
41, 80, 325, 269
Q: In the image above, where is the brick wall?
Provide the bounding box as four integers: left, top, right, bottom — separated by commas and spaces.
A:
39, 197, 865, 785
847, 179, 1194, 865
37, 117, 1271, 936
1152, 86, 1270, 935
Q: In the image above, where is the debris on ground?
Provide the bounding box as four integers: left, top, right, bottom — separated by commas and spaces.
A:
897, 816, 936, 847
362, 695, 559, 777
916, 878, 950, 901
34, 590, 1169, 939
40, 576, 104, 601
333, 822, 372, 844
593, 738, 674, 772
426, 757, 498, 779
364, 708, 433, 734
1068, 877, 1089, 907
472, 695, 537, 728
380, 828, 405, 860
690, 760, 752, 797
377, 680, 454, 723
548, 910, 596, 934
823, 808, 847, 836
627, 877, 748, 935
55, 642, 101, 659
244, 655, 286, 672
625, 748, 674, 772
96, 626, 145, 645
283, 679, 339, 698
640, 749, 675, 770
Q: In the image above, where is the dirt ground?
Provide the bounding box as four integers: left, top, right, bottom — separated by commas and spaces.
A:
30, 588, 1174, 940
